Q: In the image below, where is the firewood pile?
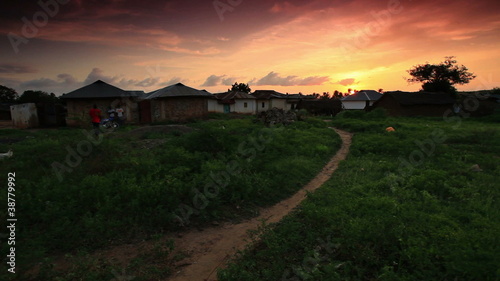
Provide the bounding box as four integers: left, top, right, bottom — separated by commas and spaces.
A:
257, 107, 297, 126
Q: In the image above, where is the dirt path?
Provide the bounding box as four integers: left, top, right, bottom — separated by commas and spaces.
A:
167, 128, 353, 281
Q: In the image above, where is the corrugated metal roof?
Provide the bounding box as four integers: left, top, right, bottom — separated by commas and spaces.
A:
381, 91, 456, 105
61, 80, 139, 99
285, 93, 316, 99
215, 91, 256, 100
251, 90, 286, 99
144, 83, 213, 99
341, 90, 382, 101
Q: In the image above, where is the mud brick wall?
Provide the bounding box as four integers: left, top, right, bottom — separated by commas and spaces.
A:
66, 98, 140, 127
151, 97, 209, 122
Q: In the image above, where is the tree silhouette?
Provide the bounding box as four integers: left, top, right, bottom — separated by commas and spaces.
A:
0, 85, 18, 103
333, 90, 343, 98
229, 82, 251, 93
18, 90, 60, 104
406, 56, 475, 93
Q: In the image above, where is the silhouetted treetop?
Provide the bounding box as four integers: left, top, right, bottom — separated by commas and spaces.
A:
406, 56, 475, 93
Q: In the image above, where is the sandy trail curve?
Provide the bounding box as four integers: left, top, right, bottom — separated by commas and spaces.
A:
167, 128, 353, 281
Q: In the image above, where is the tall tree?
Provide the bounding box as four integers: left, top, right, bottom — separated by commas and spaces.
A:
18, 90, 60, 104
229, 82, 251, 93
406, 56, 475, 93
0, 85, 19, 103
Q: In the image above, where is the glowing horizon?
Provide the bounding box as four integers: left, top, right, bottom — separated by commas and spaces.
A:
0, 0, 498, 96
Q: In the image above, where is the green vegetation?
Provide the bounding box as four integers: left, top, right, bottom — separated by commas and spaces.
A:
0, 117, 341, 280
219, 112, 500, 281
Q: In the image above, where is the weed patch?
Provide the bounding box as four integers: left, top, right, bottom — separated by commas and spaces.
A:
0, 118, 340, 280
219, 116, 500, 281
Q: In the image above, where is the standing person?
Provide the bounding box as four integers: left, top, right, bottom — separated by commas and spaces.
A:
107, 106, 116, 119
115, 104, 125, 125
89, 104, 102, 136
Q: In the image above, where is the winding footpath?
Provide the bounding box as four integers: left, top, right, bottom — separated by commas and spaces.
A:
167, 128, 353, 281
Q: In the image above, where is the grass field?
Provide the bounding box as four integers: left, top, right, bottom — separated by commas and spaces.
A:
0, 116, 341, 280
218, 111, 500, 281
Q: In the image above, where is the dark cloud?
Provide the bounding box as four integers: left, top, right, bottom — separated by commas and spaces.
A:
15, 68, 172, 94
0, 0, 347, 51
57, 73, 78, 84
0, 77, 22, 92
201, 75, 224, 87
201, 75, 238, 87
134, 77, 160, 87
160, 77, 182, 86
221, 77, 237, 86
0, 0, 498, 94
83, 68, 119, 85
0, 63, 37, 74
84, 68, 183, 89
256, 71, 329, 86
20, 73, 79, 91
20, 78, 58, 89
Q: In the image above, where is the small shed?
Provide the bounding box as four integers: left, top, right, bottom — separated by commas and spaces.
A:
284, 93, 317, 110
251, 90, 289, 112
341, 90, 382, 110
10, 103, 39, 129
371, 91, 456, 117
142, 83, 214, 122
61, 80, 143, 126
211, 91, 256, 114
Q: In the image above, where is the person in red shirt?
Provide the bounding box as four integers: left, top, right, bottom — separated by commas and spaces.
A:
89, 104, 102, 136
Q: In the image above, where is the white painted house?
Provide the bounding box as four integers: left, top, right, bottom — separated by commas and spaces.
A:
341, 90, 383, 110
209, 91, 257, 114
251, 90, 289, 112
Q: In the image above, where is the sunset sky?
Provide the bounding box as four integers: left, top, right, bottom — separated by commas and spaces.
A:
0, 0, 499, 96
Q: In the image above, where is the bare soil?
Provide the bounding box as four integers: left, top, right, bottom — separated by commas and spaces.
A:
167, 128, 353, 281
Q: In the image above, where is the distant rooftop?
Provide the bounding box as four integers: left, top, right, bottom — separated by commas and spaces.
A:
61, 80, 141, 99
341, 90, 382, 101
144, 83, 213, 99
251, 90, 286, 99
215, 91, 256, 100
